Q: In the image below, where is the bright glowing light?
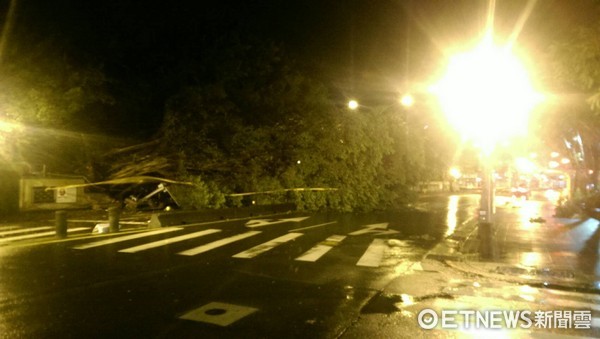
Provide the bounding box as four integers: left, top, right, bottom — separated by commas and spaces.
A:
550, 151, 559, 158
445, 195, 459, 237
518, 200, 543, 229
0, 119, 21, 133
348, 100, 359, 110
548, 161, 559, 169
433, 37, 540, 151
519, 285, 538, 294
515, 157, 536, 174
400, 93, 414, 107
449, 167, 462, 179
400, 294, 415, 306
560, 158, 570, 164
544, 189, 561, 203
520, 252, 545, 267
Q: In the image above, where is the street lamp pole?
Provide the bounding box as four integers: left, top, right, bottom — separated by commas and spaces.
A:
433, 33, 540, 261
479, 155, 495, 259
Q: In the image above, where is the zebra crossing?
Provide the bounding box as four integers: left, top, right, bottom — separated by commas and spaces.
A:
0, 225, 89, 244
72, 227, 182, 249
295, 235, 346, 262
118, 229, 221, 253
0, 218, 423, 267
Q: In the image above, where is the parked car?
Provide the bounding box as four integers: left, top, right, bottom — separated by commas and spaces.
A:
511, 185, 531, 200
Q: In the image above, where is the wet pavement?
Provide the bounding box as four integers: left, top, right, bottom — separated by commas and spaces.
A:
446, 197, 600, 291
360, 192, 600, 338
1, 193, 600, 337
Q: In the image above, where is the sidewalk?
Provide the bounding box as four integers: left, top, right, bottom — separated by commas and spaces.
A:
427, 198, 600, 293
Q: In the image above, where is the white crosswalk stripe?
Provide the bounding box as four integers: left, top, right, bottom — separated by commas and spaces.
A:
73, 228, 182, 249
177, 231, 262, 256
0, 226, 53, 236
119, 229, 221, 253
233, 233, 303, 258
295, 235, 346, 262
0, 226, 21, 231
0, 227, 89, 244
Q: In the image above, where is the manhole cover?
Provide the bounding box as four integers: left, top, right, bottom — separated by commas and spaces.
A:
180, 302, 259, 326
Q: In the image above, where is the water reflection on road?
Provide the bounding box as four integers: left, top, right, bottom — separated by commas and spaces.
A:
416, 193, 480, 240
445, 195, 460, 237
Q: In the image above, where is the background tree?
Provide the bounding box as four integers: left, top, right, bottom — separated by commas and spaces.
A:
0, 27, 118, 175
158, 35, 424, 211
542, 4, 600, 194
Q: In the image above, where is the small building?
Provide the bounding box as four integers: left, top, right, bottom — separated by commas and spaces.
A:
0, 168, 20, 216
418, 181, 447, 193
19, 174, 89, 211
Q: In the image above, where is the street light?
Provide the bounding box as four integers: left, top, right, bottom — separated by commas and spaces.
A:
0, 118, 22, 163
400, 93, 414, 108
348, 99, 359, 110
433, 34, 540, 260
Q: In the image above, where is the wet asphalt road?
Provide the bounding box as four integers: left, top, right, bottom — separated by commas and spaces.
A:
0, 196, 482, 338
3, 193, 600, 337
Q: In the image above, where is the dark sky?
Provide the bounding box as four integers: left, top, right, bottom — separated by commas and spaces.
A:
13, 1, 592, 81
8, 0, 598, 88
3, 0, 599, 132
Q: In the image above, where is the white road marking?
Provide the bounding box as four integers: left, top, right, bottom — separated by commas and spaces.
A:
118, 229, 221, 253
349, 223, 399, 236
0, 226, 53, 236
67, 220, 148, 225
245, 217, 309, 228
0, 227, 89, 244
233, 233, 303, 258
295, 235, 346, 262
412, 262, 424, 271
72, 228, 182, 249
356, 238, 387, 267
288, 221, 337, 232
178, 231, 261, 256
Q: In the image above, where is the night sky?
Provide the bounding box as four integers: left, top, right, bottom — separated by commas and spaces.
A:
2, 0, 598, 136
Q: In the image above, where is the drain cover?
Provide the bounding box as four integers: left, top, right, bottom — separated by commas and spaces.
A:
180, 302, 259, 326
494, 266, 575, 279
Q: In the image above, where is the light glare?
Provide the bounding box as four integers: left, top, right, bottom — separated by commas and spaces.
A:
400, 94, 414, 107
348, 100, 359, 110
449, 167, 462, 179
434, 40, 540, 151
515, 157, 536, 174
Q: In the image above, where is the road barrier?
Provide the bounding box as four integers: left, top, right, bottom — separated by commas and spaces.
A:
108, 207, 121, 233
55, 210, 67, 238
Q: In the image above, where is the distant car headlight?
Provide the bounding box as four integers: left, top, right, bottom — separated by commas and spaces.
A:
544, 189, 560, 202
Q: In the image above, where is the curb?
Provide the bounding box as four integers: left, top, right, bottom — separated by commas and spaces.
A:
423, 216, 478, 261
444, 260, 600, 294
436, 219, 600, 294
